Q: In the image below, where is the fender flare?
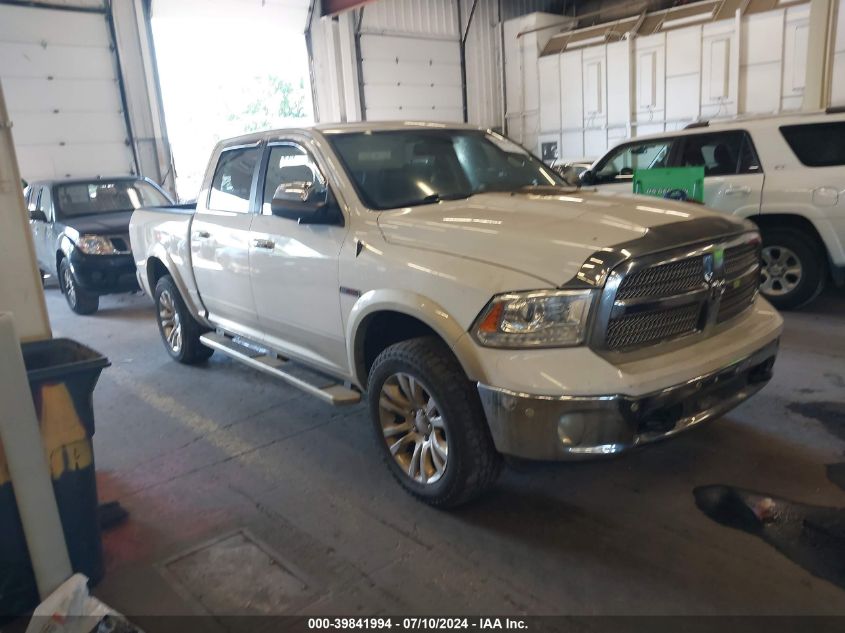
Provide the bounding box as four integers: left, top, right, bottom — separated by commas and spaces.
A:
144, 244, 207, 323
346, 289, 478, 387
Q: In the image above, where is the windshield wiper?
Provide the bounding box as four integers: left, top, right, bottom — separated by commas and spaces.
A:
405, 192, 472, 207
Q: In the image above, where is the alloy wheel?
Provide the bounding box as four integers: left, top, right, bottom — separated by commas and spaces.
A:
158, 289, 182, 354
761, 245, 803, 296
378, 372, 449, 485
62, 265, 76, 307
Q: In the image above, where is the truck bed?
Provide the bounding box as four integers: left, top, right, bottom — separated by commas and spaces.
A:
128, 204, 199, 305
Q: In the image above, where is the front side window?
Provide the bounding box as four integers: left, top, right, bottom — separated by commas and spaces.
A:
55, 180, 170, 219
327, 129, 562, 210
780, 121, 845, 167
26, 187, 39, 212
593, 139, 674, 184
675, 131, 753, 176
209, 147, 261, 213
261, 144, 326, 216
38, 186, 52, 220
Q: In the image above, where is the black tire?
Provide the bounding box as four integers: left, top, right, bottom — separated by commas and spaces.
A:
760, 228, 825, 310
367, 337, 501, 508
59, 258, 99, 315
153, 275, 213, 364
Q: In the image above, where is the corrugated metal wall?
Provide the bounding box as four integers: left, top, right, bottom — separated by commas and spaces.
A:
463, 0, 502, 129
307, 0, 569, 127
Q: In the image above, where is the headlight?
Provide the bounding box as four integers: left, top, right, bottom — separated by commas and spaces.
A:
472, 289, 594, 348
76, 235, 117, 255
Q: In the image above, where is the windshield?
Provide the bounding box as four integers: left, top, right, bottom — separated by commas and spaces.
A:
54, 180, 171, 218
327, 129, 564, 210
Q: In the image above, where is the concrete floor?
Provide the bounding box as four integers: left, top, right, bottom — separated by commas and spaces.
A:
41, 286, 845, 618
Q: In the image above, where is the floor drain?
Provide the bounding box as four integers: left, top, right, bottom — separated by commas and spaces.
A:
161, 530, 311, 615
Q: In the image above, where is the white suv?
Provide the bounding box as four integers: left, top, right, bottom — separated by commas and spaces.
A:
582, 110, 845, 309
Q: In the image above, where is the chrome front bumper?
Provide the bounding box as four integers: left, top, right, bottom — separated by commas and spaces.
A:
477, 338, 779, 460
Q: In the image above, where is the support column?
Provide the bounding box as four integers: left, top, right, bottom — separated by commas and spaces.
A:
804, 0, 836, 110
0, 314, 72, 599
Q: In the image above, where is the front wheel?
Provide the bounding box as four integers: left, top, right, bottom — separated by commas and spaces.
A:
367, 337, 501, 507
154, 275, 213, 364
59, 258, 99, 315
759, 228, 825, 310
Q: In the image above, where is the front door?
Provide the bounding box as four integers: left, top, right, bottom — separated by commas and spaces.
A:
591, 137, 678, 195
36, 186, 56, 272
249, 141, 348, 375
191, 145, 262, 335
673, 131, 764, 216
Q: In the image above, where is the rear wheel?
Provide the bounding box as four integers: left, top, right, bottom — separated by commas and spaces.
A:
59, 258, 98, 315
759, 228, 825, 310
154, 275, 213, 364
367, 337, 501, 507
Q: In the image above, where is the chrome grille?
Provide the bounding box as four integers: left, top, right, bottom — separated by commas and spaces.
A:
594, 233, 762, 353
606, 303, 702, 351
723, 242, 759, 278
717, 243, 761, 323
616, 257, 704, 300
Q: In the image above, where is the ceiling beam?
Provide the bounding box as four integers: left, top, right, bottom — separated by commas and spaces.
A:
321, 0, 375, 17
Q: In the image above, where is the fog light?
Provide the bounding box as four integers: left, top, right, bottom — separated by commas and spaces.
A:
557, 415, 585, 447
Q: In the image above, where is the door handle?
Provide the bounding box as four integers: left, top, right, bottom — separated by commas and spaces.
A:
193, 230, 211, 239
252, 238, 275, 250
725, 186, 751, 196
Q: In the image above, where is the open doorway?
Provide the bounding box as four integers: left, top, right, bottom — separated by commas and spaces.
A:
151, 1, 313, 201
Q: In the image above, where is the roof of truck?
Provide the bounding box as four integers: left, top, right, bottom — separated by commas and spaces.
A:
218, 121, 486, 148
25, 175, 152, 189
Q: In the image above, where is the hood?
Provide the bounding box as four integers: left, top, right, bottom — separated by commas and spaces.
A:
377, 191, 749, 286
61, 211, 134, 235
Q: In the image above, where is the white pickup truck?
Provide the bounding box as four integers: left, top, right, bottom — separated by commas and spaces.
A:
129, 122, 783, 507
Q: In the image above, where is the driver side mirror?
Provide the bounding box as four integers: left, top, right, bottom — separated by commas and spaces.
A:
271, 181, 339, 225
29, 210, 48, 223
579, 170, 595, 186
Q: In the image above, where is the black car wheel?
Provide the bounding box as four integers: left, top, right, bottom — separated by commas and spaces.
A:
154, 275, 213, 364
59, 258, 99, 315
367, 336, 501, 507
759, 228, 825, 310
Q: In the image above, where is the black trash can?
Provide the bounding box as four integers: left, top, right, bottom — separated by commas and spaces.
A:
0, 338, 109, 617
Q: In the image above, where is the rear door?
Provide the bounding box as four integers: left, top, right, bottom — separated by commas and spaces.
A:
191, 144, 262, 335
672, 130, 764, 216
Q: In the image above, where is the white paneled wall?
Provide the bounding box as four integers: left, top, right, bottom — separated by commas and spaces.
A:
701, 19, 738, 119
740, 5, 810, 114
504, 12, 568, 151
541, 4, 824, 162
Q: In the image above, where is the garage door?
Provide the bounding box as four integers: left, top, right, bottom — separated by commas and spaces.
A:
0, 3, 136, 181
360, 33, 463, 122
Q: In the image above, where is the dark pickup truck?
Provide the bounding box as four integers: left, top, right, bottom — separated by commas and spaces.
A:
25, 177, 173, 314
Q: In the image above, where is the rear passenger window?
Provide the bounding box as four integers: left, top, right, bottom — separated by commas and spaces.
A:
209, 147, 261, 213
780, 122, 845, 167
676, 131, 756, 176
